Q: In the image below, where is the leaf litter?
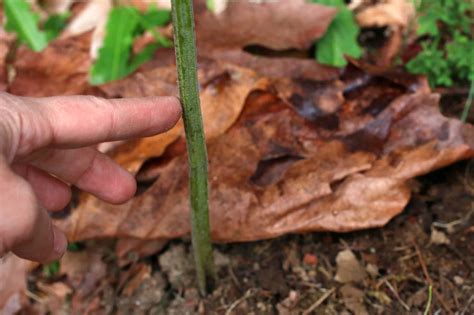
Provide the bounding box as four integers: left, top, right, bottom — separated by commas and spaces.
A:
0, 0, 473, 313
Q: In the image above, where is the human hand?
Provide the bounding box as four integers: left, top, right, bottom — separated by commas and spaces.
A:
0, 92, 181, 263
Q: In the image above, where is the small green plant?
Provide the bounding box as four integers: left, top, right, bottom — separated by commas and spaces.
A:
406, 0, 474, 88
90, 6, 172, 85
311, 0, 362, 67
3, 0, 69, 51
171, 0, 215, 296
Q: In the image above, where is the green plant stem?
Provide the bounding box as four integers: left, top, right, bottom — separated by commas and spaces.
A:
423, 285, 433, 315
461, 79, 473, 123
171, 0, 215, 296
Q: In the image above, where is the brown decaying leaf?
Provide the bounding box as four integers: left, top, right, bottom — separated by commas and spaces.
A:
102, 60, 269, 173
9, 33, 92, 96
56, 70, 474, 242
195, 0, 336, 51
194, 0, 340, 81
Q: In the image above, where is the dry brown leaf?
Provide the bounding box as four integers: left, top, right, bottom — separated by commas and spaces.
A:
356, 0, 415, 29
195, 0, 336, 51
340, 284, 369, 315
10, 33, 92, 96
195, 0, 340, 81
101, 61, 268, 173
55, 75, 474, 242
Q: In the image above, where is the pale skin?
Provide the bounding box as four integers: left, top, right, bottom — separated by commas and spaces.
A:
0, 92, 181, 263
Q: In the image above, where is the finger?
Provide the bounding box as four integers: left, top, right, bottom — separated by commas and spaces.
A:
0, 159, 67, 263
27, 147, 136, 204
12, 164, 72, 211
30, 95, 181, 149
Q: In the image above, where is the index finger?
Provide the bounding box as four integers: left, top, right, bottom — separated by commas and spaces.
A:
23, 95, 181, 150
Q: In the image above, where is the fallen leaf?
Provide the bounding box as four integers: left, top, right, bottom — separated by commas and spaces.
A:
356, 0, 415, 29
101, 60, 268, 173
195, 0, 340, 81
340, 284, 369, 315
56, 73, 474, 242
195, 0, 336, 51
335, 250, 367, 283
10, 33, 92, 96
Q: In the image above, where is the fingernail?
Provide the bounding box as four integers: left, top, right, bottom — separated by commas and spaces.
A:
53, 227, 68, 257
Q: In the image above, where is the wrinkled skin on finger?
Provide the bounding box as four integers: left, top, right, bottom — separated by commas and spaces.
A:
0, 92, 181, 262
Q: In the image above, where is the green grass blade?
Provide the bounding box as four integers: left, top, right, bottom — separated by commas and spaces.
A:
3, 0, 48, 52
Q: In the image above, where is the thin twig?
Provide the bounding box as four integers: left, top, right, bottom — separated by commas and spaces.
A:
302, 287, 336, 315
383, 279, 410, 311
412, 240, 453, 315
225, 288, 256, 315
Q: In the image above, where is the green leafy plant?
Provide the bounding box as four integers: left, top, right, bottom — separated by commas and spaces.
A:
406, 0, 474, 88
90, 6, 171, 85
3, 0, 68, 51
171, 0, 215, 296
311, 0, 362, 67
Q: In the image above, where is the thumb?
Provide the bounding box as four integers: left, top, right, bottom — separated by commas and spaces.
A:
0, 158, 67, 263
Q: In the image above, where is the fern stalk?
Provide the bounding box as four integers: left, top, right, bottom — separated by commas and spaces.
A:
171, 0, 215, 295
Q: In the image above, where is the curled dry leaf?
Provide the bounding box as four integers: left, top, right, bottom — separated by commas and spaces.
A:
356, 0, 415, 29
55, 68, 474, 242
102, 60, 269, 173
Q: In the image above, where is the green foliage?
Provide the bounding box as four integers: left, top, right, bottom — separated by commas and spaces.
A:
3, 0, 69, 51
406, 0, 473, 87
44, 12, 71, 41
311, 0, 362, 67
3, 0, 48, 51
90, 6, 171, 85
42, 260, 60, 278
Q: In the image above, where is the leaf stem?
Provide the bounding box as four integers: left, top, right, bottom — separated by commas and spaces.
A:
171, 0, 215, 295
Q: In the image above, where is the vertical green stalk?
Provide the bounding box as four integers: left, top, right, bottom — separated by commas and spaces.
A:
460, 79, 473, 123
171, 0, 215, 295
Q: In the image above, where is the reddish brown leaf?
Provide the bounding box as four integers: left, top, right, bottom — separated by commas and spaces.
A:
55, 82, 474, 242
9, 33, 92, 96
194, 0, 340, 81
